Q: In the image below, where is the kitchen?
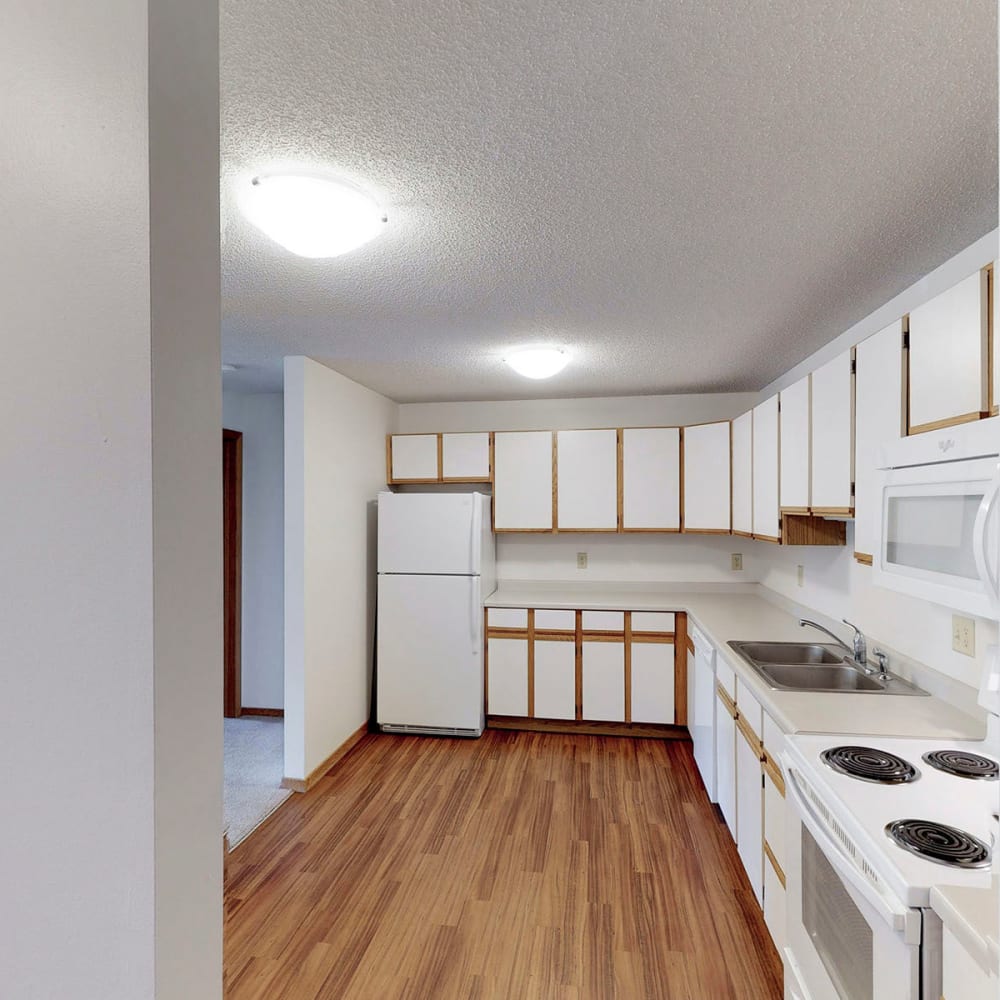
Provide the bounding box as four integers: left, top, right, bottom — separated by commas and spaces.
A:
7, 1, 1000, 998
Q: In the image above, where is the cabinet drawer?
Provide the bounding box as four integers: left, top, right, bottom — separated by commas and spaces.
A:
534, 609, 576, 631
736, 679, 763, 737
487, 608, 528, 629
582, 610, 625, 631
716, 657, 736, 700
630, 611, 675, 633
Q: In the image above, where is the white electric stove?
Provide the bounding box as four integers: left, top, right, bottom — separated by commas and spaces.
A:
781, 665, 1000, 1000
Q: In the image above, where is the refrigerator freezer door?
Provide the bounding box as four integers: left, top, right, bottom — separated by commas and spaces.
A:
378, 492, 483, 576
376, 574, 484, 734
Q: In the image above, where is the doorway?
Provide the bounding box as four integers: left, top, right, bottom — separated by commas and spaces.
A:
223, 428, 243, 718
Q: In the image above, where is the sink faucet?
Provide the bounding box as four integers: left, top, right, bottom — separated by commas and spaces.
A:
799, 618, 868, 669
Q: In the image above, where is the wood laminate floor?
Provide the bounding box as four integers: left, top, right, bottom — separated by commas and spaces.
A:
225, 730, 783, 999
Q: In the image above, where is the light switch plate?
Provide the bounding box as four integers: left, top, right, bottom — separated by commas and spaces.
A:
731, 553, 743, 571
952, 615, 976, 657
576, 552, 588, 570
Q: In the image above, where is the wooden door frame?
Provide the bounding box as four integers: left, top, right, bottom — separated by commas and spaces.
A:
223, 428, 243, 718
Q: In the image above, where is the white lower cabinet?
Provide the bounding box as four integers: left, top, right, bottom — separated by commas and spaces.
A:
942, 927, 996, 1000
486, 637, 528, 716
715, 686, 738, 841
630, 641, 674, 724
582, 640, 625, 721
533, 639, 575, 720
736, 714, 764, 905
763, 855, 786, 958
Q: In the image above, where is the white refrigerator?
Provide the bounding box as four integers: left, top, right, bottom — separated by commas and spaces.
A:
376, 492, 496, 737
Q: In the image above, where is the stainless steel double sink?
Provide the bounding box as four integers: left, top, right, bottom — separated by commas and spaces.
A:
727, 641, 927, 695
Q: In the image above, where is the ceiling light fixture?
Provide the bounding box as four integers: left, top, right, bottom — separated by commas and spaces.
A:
238, 174, 386, 258
221, 363, 239, 373
505, 347, 570, 380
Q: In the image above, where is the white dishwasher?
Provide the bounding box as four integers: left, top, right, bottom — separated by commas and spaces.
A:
689, 624, 717, 802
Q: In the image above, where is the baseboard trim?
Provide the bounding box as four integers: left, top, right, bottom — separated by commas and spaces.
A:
282, 721, 370, 793
487, 716, 690, 740
241, 706, 284, 717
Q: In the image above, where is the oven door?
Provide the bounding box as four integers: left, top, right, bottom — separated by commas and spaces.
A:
784, 765, 922, 1000
873, 456, 1000, 619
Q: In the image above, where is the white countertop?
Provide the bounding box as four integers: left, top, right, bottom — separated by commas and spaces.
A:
931, 880, 1000, 974
487, 582, 987, 739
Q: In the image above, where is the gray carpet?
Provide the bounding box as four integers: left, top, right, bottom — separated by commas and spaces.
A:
223, 716, 292, 849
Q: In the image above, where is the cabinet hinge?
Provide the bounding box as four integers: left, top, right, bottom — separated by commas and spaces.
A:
902, 331, 910, 349
850, 358, 857, 375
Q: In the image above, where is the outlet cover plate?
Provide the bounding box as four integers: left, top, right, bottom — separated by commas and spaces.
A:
952, 615, 976, 657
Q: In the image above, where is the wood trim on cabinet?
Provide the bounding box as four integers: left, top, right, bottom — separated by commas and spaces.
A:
762, 752, 785, 796
686, 635, 695, 655
574, 610, 583, 721
436, 434, 444, 480
736, 713, 763, 755
385, 433, 393, 485
486, 716, 690, 740
674, 612, 688, 727
555, 527, 620, 534
486, 627, 530, 639
909, 410, 985, 436
716, 682, 738, 718
620, 527, 683, 533
854, 551, 874, 566
493, 527, 554, 534
624, 612, 632, 724
752, 533, 782, 545
809, 506, 855, 517
241, 707, 284, 718
780, 506, 811, 516
629, 632, 675, 644
731, 529, 755, 539
533, 630, 576, 641
580, 631, 627, 642
282, 721, 369, 793
526, 610, 535, 717
681, 527, 733, 535
764, 841, 786, 889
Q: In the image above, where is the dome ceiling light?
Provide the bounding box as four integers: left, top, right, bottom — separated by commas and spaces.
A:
505, 347, 570, 380
238, 173, 386, 258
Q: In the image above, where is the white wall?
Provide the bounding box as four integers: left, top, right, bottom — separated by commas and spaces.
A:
223, 392, 285, 709
284, 358, 397, 781
1, 2, 222, 998
397, 391, 758, 433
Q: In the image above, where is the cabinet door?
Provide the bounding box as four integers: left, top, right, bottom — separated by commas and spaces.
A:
908, 268, 989, 433
556, 429, 618, 530
736, 714, 764, 905
763, 856, 786, 957
811, 350, 854, 512
752, 395, 780, 541
854, 321, 904, 560
493, 431, 553, 531
779, 375, 810, 511
533, 638, 576, 720
441, 432, 491, 481
683, 421, 731, 532
621, 427, 681, 531
630, 641, 674, 724
581, 640, 625, 721
715, 691, 737, 840
732, 410, 753, 535
486, 637, 528, 716
390, 434, 439, 482
994, 261, 999, 416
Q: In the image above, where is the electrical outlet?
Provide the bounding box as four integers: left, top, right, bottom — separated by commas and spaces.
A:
576, 551, 588, 570
796, 564, 804, 588
731, 553, 743, 571
952, 615, 976, 657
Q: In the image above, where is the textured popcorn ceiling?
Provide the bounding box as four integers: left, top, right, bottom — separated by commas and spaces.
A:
221, 0, 997, 401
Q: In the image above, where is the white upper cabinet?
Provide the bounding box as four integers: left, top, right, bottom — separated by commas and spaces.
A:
389, 434, 439, 481
441, 432, 491, 481
994, 262, 999, 416
810, 350, 854, 512
620, 427, 681, 531
556, 429, 619, 530
731, 410, 753, 535
493, 431, 553, 531
854, 321, 905, 561
752, 395, 780, 541
779, 375, 811, 511
908, 268, 989, 433
682, 421, 731, 532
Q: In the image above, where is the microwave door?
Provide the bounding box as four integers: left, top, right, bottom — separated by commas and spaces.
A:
972, 463, 1000, 608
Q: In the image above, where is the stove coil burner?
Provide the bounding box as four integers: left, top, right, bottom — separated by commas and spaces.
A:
922, 749, 999, 781
885, 819, 992, 869
821, 746, 919, 784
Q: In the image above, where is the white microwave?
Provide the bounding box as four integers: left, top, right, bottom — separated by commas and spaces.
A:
874, 419, 1000, 618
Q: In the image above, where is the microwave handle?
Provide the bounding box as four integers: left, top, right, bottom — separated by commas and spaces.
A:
973, 468, 1000, 606
783, 762, 921, 945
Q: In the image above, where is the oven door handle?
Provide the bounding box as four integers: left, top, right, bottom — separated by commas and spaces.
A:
784, 762, 922, 946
